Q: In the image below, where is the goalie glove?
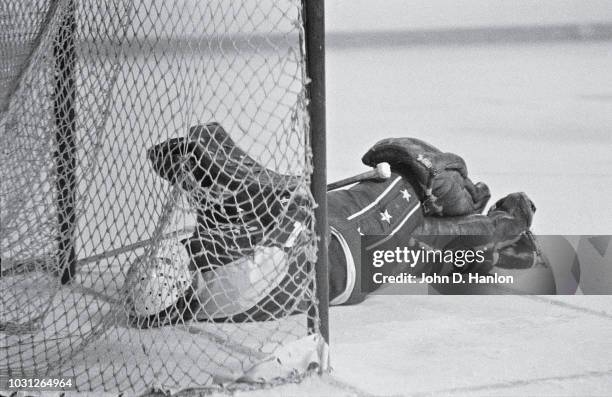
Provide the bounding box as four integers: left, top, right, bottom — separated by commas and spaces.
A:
362, 137, 490, 216
414, 192, 535, 241
411, 192, 544, 277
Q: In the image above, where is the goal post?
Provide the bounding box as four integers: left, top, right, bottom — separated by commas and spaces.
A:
53, 0, 77, 285
304, 0, 329, 345
1, 0, 328, 394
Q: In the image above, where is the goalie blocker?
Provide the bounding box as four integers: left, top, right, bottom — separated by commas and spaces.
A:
127, 124, 555, 327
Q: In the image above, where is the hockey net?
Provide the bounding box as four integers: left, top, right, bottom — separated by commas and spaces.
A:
1, 0, 325, 393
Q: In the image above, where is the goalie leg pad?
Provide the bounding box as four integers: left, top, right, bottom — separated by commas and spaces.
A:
189, 245, 291, 320
147, 122, 302, 229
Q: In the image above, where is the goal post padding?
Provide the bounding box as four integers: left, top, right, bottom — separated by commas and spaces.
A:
0, 0, 328, 393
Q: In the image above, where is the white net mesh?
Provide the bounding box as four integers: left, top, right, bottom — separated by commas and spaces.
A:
1, 0, 322, 393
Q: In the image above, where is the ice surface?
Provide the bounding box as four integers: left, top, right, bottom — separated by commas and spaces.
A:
235, 40, 612, 396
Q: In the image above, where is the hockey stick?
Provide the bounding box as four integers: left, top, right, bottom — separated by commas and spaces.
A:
327, 162, 391, 191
